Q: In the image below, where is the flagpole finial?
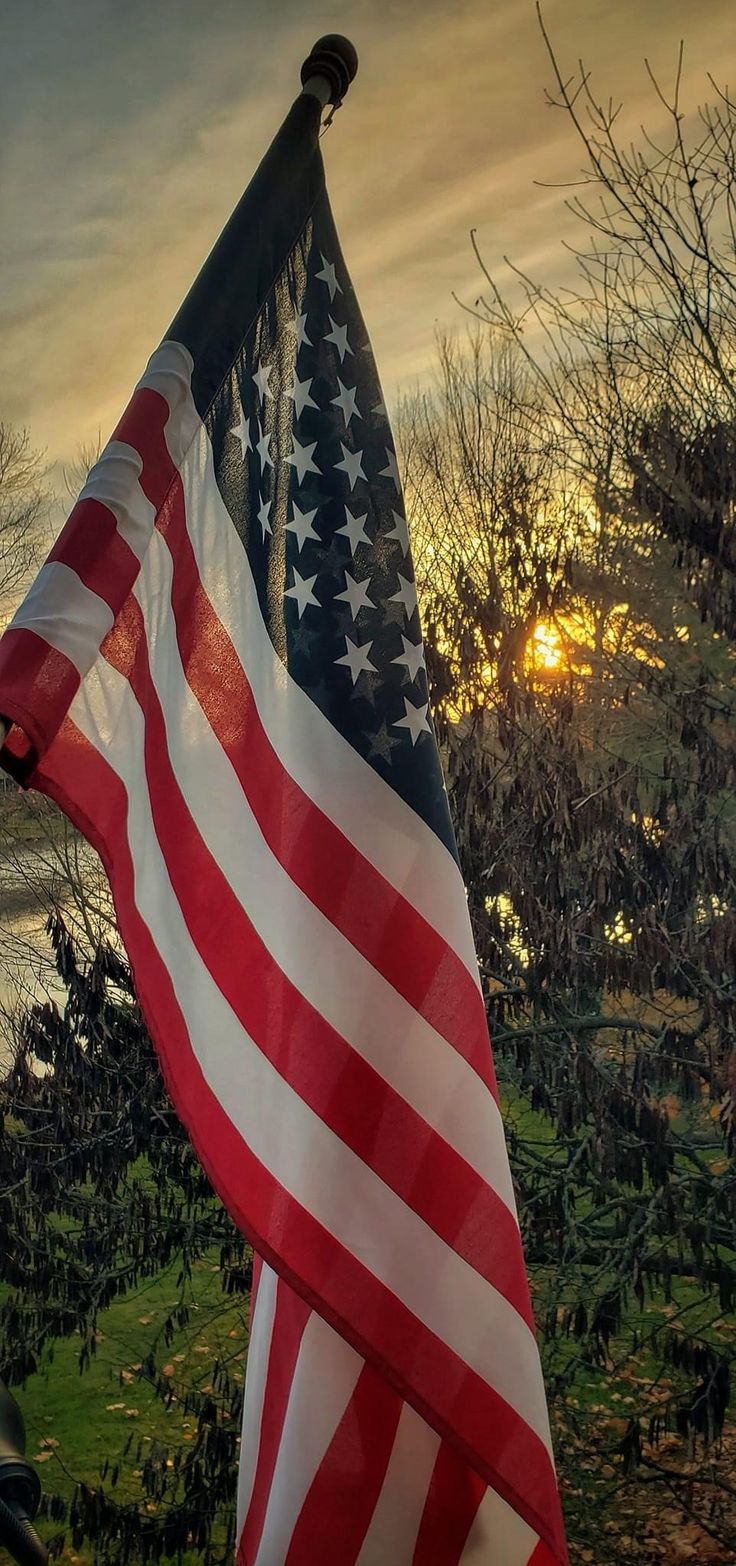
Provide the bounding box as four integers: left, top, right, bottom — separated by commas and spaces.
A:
300, 35, 358, 109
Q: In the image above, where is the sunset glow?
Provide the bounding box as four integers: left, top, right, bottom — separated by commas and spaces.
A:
526, 620, 566, 676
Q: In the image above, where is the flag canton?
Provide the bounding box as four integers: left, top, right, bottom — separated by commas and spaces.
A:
206, 189, 456, 858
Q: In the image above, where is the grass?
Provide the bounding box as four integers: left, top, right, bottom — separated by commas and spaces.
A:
16, 1253, 247, 1564
20, 1232, 732, 1565
7, 1058, 731, 1562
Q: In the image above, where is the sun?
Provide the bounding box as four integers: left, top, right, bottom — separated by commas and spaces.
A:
526, 620, 565, 675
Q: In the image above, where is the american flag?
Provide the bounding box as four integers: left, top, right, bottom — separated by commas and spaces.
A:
0, 91, 566, 1566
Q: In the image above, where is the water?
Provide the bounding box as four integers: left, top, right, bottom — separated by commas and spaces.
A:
0, 802, 107, 1068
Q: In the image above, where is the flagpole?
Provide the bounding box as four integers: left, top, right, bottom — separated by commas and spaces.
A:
299, 34, 358, 110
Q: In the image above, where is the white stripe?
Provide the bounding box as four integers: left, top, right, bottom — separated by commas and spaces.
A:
68, 659, 552, 1451
77, 441, 156, 562
136, 340, 200, 470
133, 526, 516, 1213
354, 1401, 440, 1566
9, 561, 113, 676
460, 1481, 540, 1565
236, 1262, 278, 1538
177, 414, 480, 987
252, 1308, 363, 1566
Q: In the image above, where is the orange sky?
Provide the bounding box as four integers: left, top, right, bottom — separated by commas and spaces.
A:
1, 0, 734, 472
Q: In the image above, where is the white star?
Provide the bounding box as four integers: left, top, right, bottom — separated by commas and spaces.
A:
331, 379, 361, 428
284, 568, 320, 619
288, 373, 318, 419
392, 633, 425, 682
335, 442, 366, 490
286, 503, 319, 551
336, 506, 371, 553
257, 496, 273, 539
335, 635, 376, 684
386, 509, 410, 554
252, 362, 272, 400
256, 424, 273, 472
390, 572, 418, 619
315, 253, 342, 301
372, 399, 386, 418
380, 447, 401, 490
393, 697, 431, 745
289, 309, 312, 350
287, 436, 320, 484
336, 571, 375, 619
228, 405, 251, 460
325, 316, 353, 361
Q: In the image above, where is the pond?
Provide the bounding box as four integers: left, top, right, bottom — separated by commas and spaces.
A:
0, 807, 104, 1069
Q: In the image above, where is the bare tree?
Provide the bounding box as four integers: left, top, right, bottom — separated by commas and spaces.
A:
0, 422, 48, 609
472, 13, 736, 644
398, 331, 583, 704
0, 430, 105, 1036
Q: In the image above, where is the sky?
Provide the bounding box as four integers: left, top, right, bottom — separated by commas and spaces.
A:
1, 0, 734, 475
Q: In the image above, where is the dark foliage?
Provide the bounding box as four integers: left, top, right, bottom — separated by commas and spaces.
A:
1, 917, 249, 1562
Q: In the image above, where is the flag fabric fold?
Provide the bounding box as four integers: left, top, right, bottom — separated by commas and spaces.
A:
0, 88, 567, 1566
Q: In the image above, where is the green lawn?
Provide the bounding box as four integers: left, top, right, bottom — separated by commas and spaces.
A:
10, 1092, 732, 1564
16, 1254, 247, 1563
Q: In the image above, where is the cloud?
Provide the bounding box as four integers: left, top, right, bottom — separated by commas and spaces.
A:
1, 0, 734, 463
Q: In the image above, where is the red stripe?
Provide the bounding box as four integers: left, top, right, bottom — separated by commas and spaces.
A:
100, 591, 533, 1329
412, 1442, 485, 1566
112, 387, 176, 509
48, 498, 140, 616
0, 383, 174, 781
0, 627, 80, 773
158, 472, 496, 1096
238, 1277, 310, 1564
284, 1363, 403, 1566
528, 1543, 559, 1566
36, 722, 566, 1563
